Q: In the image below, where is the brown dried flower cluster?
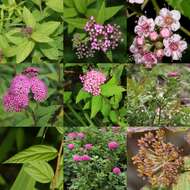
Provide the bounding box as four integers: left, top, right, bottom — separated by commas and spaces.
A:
132, 129, 184, 187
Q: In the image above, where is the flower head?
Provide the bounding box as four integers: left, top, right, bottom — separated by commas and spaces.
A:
81, 155, 91, 161
163, 34, 187, 60
73, 155, 81, 162
155, 8, 181, 31
68, 144, 75, 150
80, 70, 106, 96
67, 132, 78, 139
135, 16, 155, 37
77, 132, 85, 139
108, 141, 119, 150
9, 75, 31, 95
167, 71, 180, 78
112, 167, 121, 175
84, 144, 93, 150
132, 129, 183, 187
3, 92, 29, 112
30, 77, 48, 102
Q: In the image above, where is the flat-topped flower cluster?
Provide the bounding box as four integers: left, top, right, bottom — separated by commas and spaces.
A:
130, 8, 187, 68
3, 67, 48, 112
73, 16, 123, 59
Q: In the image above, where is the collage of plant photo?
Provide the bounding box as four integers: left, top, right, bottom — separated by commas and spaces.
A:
1, 0, 190, 189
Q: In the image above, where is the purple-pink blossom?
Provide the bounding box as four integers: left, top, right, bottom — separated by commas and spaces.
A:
80, 70, 106, 96
167, 71, 180, 78
84, 144, 93, 150
68, 144, 75, 150
108, 141, 119, 150
73, 155, 81, 162
112, 167, 121, 175
81, 155, 91, 161
77, 132, 85, 139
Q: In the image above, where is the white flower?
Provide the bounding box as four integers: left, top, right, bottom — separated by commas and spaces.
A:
135, 16, 155, 37
163, 34, 187, 60
155, 8, 181, 31
128, 0, 144, 4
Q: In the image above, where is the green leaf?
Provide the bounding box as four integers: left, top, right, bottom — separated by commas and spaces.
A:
40, 44, 59, 60
36, 21, 60, 35
4, 145, 58, 163
46, 0, 63, 13
64, 8, 78, 18
101, 84, 125, 97
105, 6, 123, 21
15, 117, 34, 127
24, 161, 54, 183
10, 166, 36, 190
101, 98, 111, 117
91, 95, 102, 118
96, 1, 105, 24
64, 91, 72, 103
73, 0, 87, 14
64, 18, 88, 29
106, 50, 113, 62
76, 89, 90, 103
16, 40, 35, 63
0, 35, 9, 49
165, 0, 190, 19
23, 7, 36, 28
64, 0, 74, 7
31, 32, 53, 43
109, 110, 118, 123
31, 0, 41, 8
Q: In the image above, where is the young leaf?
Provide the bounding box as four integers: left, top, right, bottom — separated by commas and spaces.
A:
64, 18, 88, 29
31, 32, 53, 43
23, 7, 36, 28
24, 161, 54, 183
36, 21, 60, 35
4, 145, 58, 163
73, 0, 87, 14
109, 110, 118, 123
96, 1, 105, 24
31, 0, 41, 8
91, 95, 102, 118
105, 6, 123, 21
101, 84, 125, 97
16, 40, 35, 63
76, 89, 90, 103
46, 0, 63, 13
101, 98, 111, 117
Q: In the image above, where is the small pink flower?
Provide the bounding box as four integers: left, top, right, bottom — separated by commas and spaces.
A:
80, 70, 106, 96
108, 141, 119, 150
160, 28, 171, 38
136, 36, 144, 46
112, 167, 121, 175
163, 34, 187, 60
84, 144, 93, 150
149, 31, 158, 41
142, 52, 158, 65
135, 16, 155, 37
81, 155, 91, 161
155, 8, 181, 31
128, 0, 144, 4
67, 132, 78, 139
73, 155, 81, 162
67, 144, 75, 150
77, 132, 85, 139
167, 71, 180, 78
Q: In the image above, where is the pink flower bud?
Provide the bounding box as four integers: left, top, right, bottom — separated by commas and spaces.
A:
112, 167, 121, 175
156, 49, 164, 59
136, 36, 144, 46
149, 31, 158, 41
167, 71, 180, 78
67, 144, 75, 150
160, 28, 171, 38
108, 141, 119, 150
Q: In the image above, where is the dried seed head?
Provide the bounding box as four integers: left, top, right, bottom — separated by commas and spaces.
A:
21, 26, 33, 37
132, 129, 184, 187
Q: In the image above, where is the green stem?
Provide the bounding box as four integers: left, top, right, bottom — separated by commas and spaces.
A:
66, 104, 87, 126
151, 0, 160, 14
83, 112, 95, 126
180, 26, 190, 37
141, 0, 149, 10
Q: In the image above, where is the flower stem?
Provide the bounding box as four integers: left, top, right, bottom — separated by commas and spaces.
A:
151, 0, 160, 14
180, 26, 190, 37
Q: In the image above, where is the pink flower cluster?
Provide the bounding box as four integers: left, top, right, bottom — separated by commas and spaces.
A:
3, 67, 48, 112
73, 16, 123, 59
108, 141, 119, 150
112, 167, 121, 175
80, 70, 106, 96
73, 154, 91, 162
130, 8, 187, 68
67, 132, 85, 139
